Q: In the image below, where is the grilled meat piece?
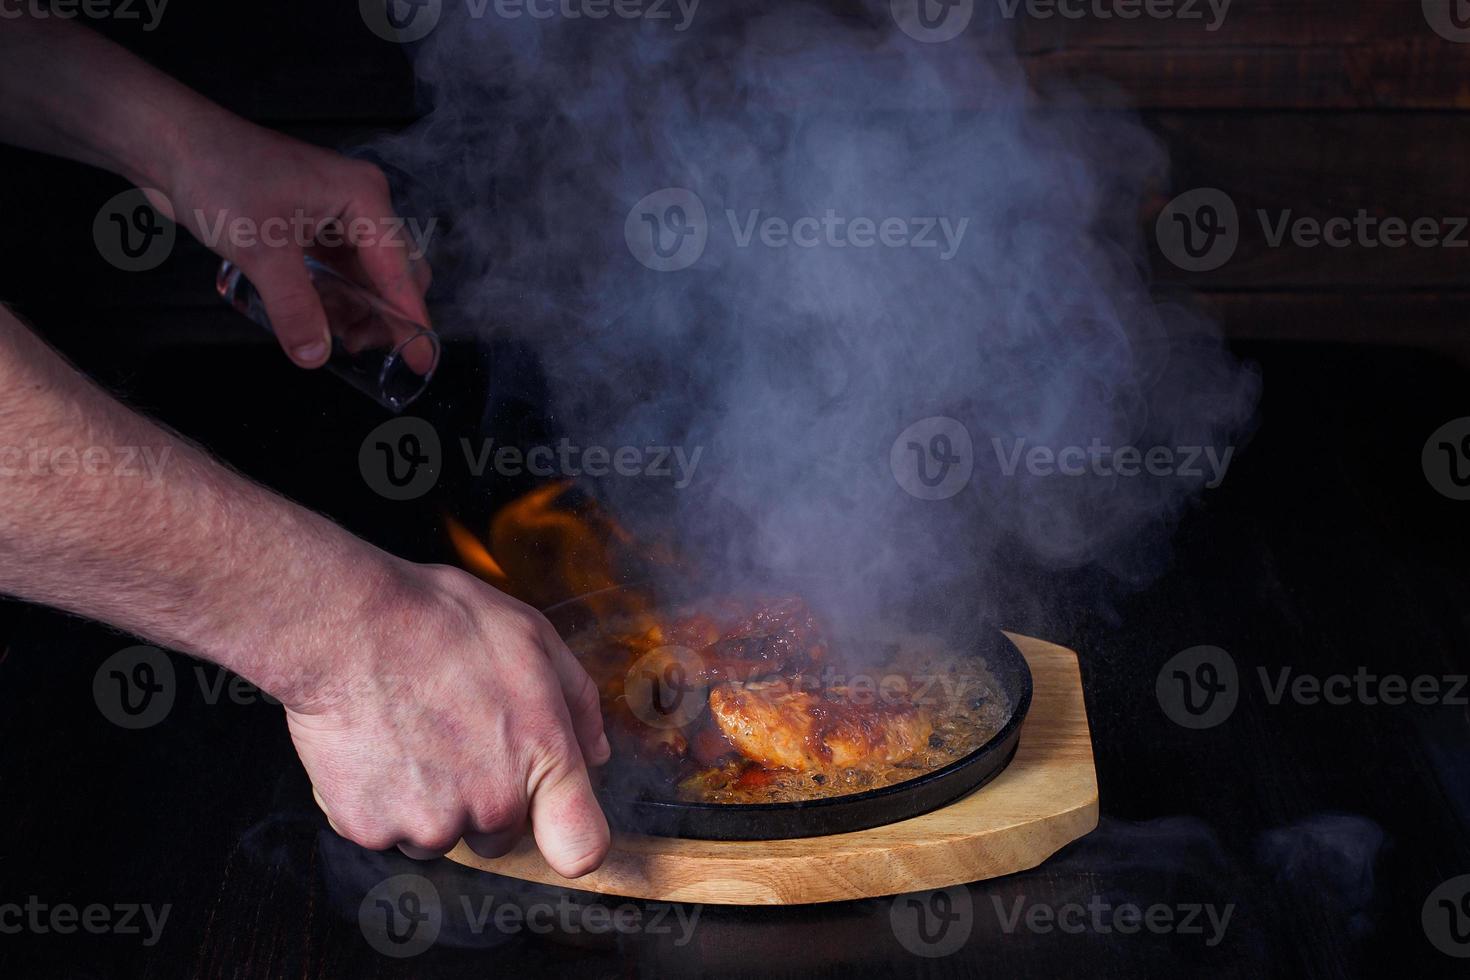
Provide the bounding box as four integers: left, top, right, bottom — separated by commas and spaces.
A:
695, 596, 827, 683
708, 679, 932, 772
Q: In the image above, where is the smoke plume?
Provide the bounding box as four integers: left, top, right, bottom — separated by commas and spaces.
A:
373, 0, 1259, 625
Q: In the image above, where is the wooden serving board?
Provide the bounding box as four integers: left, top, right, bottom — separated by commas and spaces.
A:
445, 633, 1099, 905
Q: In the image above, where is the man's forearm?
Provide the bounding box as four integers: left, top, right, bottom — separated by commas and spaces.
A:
0, 305, 400, 702
0, 15, 230, 191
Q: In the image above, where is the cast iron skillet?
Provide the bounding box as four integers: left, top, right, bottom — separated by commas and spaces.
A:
543, 586, 1033, 841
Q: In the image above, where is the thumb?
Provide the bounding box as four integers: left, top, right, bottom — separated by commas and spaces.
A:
528, 751, 610, 879
246, 249, 331, 368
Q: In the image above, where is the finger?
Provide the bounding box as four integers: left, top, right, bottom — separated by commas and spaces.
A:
527, 753, 610, 879
313, 785, 396, 851
343, 167, 432, 328
538, 623, 611, 766
395, 811, 465, 861
339, 235, 436, 376
354, 231, 431, 329
245, 248, 331, 367
464, 823, 526, 860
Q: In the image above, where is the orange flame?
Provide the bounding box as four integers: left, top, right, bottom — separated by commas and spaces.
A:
445, 515, 508, 585
448, 480, 655, 619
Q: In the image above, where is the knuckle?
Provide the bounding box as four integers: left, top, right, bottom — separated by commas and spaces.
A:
401, 809, 461, 849
467, 792, 524, 834
334, 816, 397, 852
494, 607, 545, 648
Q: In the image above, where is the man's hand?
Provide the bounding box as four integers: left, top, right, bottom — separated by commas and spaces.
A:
158, 121, 433, 368
0, 17, 609, 875
0, 305, 612, 876
285, 564, 612, 874
0, 15, 432, 369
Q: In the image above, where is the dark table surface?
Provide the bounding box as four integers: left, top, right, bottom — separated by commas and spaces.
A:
0, 335, 1468, 979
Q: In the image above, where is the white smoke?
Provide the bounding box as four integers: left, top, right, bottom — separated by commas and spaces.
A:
372, 1, 1259, 625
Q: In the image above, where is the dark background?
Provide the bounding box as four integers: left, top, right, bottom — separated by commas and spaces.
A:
2, 2, 1470, 977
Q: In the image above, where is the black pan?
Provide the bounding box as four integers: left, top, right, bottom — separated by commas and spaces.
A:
544, 586, 1033, 841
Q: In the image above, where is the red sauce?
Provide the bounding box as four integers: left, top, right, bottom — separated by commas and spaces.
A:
734, 765, 780, 790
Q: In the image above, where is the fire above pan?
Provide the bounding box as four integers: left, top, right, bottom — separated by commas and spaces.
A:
543, 587, 1034, 841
